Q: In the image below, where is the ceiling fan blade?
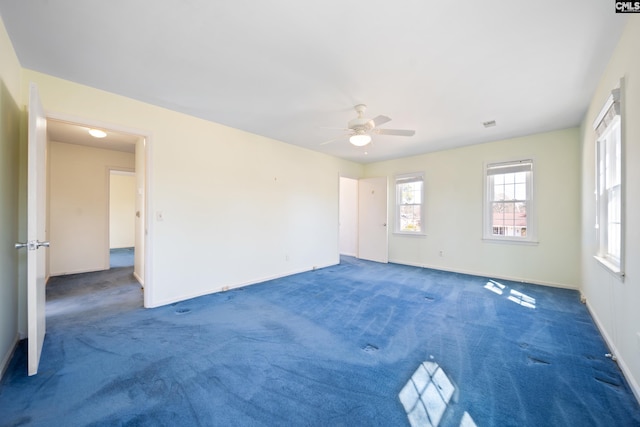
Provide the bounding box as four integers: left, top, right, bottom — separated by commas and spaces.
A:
371, 115, 391, 127
374, 128, 415, 137
319, 126, 350, 131
320, 135, 350, 145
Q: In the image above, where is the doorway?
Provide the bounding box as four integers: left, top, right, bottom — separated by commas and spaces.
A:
339, 177, 358, 257
46, 116, 150, 294
109, 170, 135, 269
339, 176, 389, 263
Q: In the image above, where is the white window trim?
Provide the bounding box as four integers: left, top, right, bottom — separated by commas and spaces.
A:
394, 172, 426, 236
483, 159, 538, 244
593, 80, 625, 279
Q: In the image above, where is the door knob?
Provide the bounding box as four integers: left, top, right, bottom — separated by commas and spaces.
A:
14, 240, 50, 250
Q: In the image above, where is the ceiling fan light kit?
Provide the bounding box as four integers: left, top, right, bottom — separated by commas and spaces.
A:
349, 134, 372, 146
322, 104, 416, 147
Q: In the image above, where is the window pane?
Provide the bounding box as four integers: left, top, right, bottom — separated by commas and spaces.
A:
615, 133, 621, 187
504, 183, 514, 200
503, 173, 514, 184
515, 202, 527, 216
396, 175, 424, 233
400, 205, 421, 232
595, 112, 622, 269
494, 182, 504, 201
485, 161, 532, 240
608, 184, 621, 259
400, 182, 422, 205
515, 183, 526, 200
492, 202, 526, 237
514, 172, 526, 184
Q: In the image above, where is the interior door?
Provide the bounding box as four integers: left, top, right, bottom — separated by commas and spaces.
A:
134, 138, 145, 286
358, 177, 388, 263
24, 82, 48, 376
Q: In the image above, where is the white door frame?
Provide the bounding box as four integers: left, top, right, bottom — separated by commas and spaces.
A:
45, 112, 154, 308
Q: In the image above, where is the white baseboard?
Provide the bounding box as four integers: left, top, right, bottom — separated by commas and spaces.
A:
50, 266, 109, 277
585, 300, 640, 405
340, 252, 357, 257
388, 258, 578, 290
0, 334, 19, 381
146, 262, 338, 308
133, 271, 144, 287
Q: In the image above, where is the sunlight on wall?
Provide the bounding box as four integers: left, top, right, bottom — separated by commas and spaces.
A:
399, 359, 477, 427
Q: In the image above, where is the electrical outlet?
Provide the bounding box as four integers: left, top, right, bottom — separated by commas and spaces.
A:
439, 250, 444, 257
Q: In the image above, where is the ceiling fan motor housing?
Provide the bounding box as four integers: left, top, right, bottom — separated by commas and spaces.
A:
348, 117, 375, 132
349, 103, 375, 132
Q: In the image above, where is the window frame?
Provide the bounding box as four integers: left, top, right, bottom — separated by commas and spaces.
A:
594, 84, 625, 278
483, 159, 536, 244
394, 172, 425, 236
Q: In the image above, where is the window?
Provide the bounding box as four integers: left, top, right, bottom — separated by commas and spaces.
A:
395, 173, 424, 234
484, 160, 534, 242
594, 86, 624, 276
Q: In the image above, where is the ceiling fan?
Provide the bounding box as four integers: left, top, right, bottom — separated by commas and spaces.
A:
321, 104, 415, 147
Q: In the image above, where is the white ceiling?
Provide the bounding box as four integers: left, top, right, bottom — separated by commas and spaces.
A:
47, 120, 138, 153
0, 1, 627, 163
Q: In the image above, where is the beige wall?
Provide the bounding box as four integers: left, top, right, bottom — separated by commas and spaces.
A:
0, 16, 22, 376
23, 69, 363, 306
109, 172, 136, 249
364, 128, 581, 288
579, 17, 640, 401
49, 141, 135, 275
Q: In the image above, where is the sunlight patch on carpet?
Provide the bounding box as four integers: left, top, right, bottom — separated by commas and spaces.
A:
399, 360, 476, 427
484, 280, 536, 309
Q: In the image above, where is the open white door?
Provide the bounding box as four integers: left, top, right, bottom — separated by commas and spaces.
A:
134, 138, 145, 286
358, 177, 388, 263
15, 83, 48, 376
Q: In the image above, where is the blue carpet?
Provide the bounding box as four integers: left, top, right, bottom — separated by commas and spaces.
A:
109, 247, 134, 269
1, 257, 639, 426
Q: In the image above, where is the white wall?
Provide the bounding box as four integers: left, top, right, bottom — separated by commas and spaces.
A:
23, 69, 363, 307
339, 177, 358, 256
579, 17, 640, 401
364, 128, 581, 288
0, 16, 22, 377
109, 171, 136, 249
49, 141, 135, 275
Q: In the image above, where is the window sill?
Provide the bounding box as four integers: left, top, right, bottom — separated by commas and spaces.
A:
594, 255, 625, 280
394, 231, 427, 237
482, 237, 539, 246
